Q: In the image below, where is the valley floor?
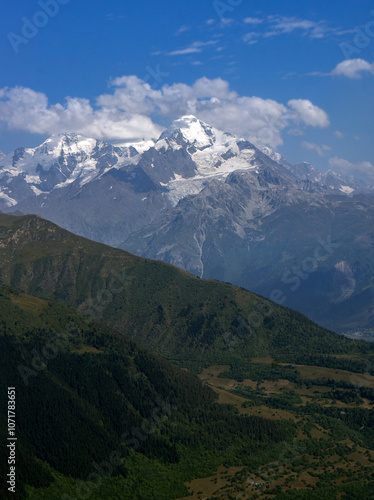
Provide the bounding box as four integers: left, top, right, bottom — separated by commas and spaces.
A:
180, 360, 374, 499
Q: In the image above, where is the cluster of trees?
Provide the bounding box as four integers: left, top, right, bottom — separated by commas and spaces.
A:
220, 362, 301, 383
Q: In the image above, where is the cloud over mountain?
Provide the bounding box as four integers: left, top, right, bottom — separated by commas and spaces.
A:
0, 77, 329, 149
329, 156, 374, 182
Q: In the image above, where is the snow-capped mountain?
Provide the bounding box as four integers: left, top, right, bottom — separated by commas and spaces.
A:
0, 133, 139, 207
0, 115, 364, 213
1, 115, 373, 333
0, 115, 323, 245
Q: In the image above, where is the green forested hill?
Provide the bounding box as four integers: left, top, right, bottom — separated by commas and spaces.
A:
0, 213, 372, 373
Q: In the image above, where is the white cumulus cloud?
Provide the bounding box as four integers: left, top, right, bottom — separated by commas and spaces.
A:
0, 77, 330, 149
332, 59, 374, 79
288, 99, 330, 128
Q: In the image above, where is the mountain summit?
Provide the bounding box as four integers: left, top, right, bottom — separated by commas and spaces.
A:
160, 115, 220, 145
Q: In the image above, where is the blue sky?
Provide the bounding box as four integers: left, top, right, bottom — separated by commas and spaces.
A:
0, 0, 373, 180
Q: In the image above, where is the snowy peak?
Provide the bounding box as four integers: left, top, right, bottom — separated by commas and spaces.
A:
2, 133, 100, 175
1, 133, 132, 184
260, 146, 290, 167
159, 115, 235, 150
37, 133, 98, 156
147, 115, 290, 205
160, 115, 211, 146
0, 134, 132, 204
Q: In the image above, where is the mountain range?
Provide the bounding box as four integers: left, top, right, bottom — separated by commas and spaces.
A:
1, 115, 373, 334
